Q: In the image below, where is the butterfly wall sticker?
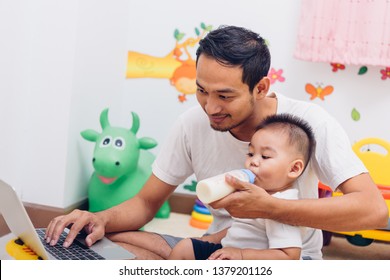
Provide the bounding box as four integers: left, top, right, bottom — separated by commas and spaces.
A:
305, 83, 334, 101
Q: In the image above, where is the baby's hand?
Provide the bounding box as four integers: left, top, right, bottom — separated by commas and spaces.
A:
208, 247, 242, 260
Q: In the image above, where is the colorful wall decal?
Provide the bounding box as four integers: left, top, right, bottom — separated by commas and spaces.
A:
183, 180, 197, 192
267, 68, 285, 84
126, 23, 212, 102
351, 108, 361, 121
380, 67, 390, 80
358, 66, 368, 75
330, 63, 345, 72
305, 83, 334, 101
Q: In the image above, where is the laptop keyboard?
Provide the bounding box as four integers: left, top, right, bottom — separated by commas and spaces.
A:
36, 228, 105, 260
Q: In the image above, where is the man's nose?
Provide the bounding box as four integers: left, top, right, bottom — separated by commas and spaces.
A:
205, 98, 222, 115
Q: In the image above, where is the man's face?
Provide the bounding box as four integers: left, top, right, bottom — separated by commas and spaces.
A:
195, 55, 255, 132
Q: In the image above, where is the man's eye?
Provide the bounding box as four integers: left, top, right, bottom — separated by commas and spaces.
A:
197, 88, 206, 94
262, 155, 270, 159
247, 152, 254, 157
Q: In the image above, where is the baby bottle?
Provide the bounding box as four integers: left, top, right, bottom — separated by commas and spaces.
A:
196, 169, 255, 204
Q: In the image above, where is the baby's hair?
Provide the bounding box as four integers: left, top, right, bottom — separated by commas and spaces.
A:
256, 114, 315, 168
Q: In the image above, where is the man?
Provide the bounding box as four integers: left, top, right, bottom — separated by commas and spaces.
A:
45, 25, 388, 260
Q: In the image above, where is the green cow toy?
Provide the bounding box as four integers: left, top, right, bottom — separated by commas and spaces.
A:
81, 108, 170, 219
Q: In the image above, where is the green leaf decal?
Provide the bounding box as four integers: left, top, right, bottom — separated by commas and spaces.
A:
351, 108, 361, 121
177, 33, 185, 41
183, 180, 197, 192
195, 27, 200, 36
174, 29, 180, 40
358, 66, 368, 75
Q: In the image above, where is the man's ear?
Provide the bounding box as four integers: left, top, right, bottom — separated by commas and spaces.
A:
288, 159, 305, 179
254, 77, 270, 99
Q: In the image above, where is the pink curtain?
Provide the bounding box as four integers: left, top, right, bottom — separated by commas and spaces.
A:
294, 0, 390, 66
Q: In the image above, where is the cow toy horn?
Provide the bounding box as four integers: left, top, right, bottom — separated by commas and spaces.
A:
100, 108, 110, 129
130, 112, 140, 134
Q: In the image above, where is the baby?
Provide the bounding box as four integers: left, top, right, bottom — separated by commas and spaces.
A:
168, 113, 315, 260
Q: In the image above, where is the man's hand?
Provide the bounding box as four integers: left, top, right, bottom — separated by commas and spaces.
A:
210, 174, 274, 219
45, 209, 106, 248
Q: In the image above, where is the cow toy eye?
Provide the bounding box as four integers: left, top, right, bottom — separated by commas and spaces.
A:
99, 136, 112, 148
113, 137, 126, 150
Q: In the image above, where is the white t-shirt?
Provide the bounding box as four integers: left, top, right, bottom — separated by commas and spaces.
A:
222, 189, 303, 253
152, 92, 367, 260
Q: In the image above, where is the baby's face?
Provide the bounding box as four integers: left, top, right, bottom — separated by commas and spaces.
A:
245, 128, 298, 192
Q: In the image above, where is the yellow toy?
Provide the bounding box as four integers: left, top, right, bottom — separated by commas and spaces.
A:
352, 138, 390, 186
6, 238, 41, 260
320, 137, 390, 246
191, 211, 213, 223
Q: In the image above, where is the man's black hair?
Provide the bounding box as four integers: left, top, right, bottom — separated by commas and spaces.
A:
196, 25, 271, 92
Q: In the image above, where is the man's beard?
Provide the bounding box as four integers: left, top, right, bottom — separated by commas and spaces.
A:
210, 117, 248, 132
208, 98, 255, 132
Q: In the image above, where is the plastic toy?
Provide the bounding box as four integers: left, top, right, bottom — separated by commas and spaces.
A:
81, 108, 170, 219
352, 138, 390, 186
6, 238, 41, 260
319, 137, 390, 246
189, 199, 213, 229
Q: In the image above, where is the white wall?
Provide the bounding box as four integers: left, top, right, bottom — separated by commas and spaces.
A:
0, 0, 130, 207
0, 0, 389, 208
63, 0, 131, 207
0, 0, 78, 207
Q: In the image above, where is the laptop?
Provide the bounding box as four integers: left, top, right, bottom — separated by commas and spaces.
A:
0, 180, 135, 260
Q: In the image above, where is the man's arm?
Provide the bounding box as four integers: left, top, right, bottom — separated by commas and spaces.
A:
198, 228, 229, 243
45, 174, 176, 247
211, 173, 388, 231
102, 174, 175, 232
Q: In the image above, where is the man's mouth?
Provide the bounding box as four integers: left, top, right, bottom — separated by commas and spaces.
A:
209, 114, 228, 124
